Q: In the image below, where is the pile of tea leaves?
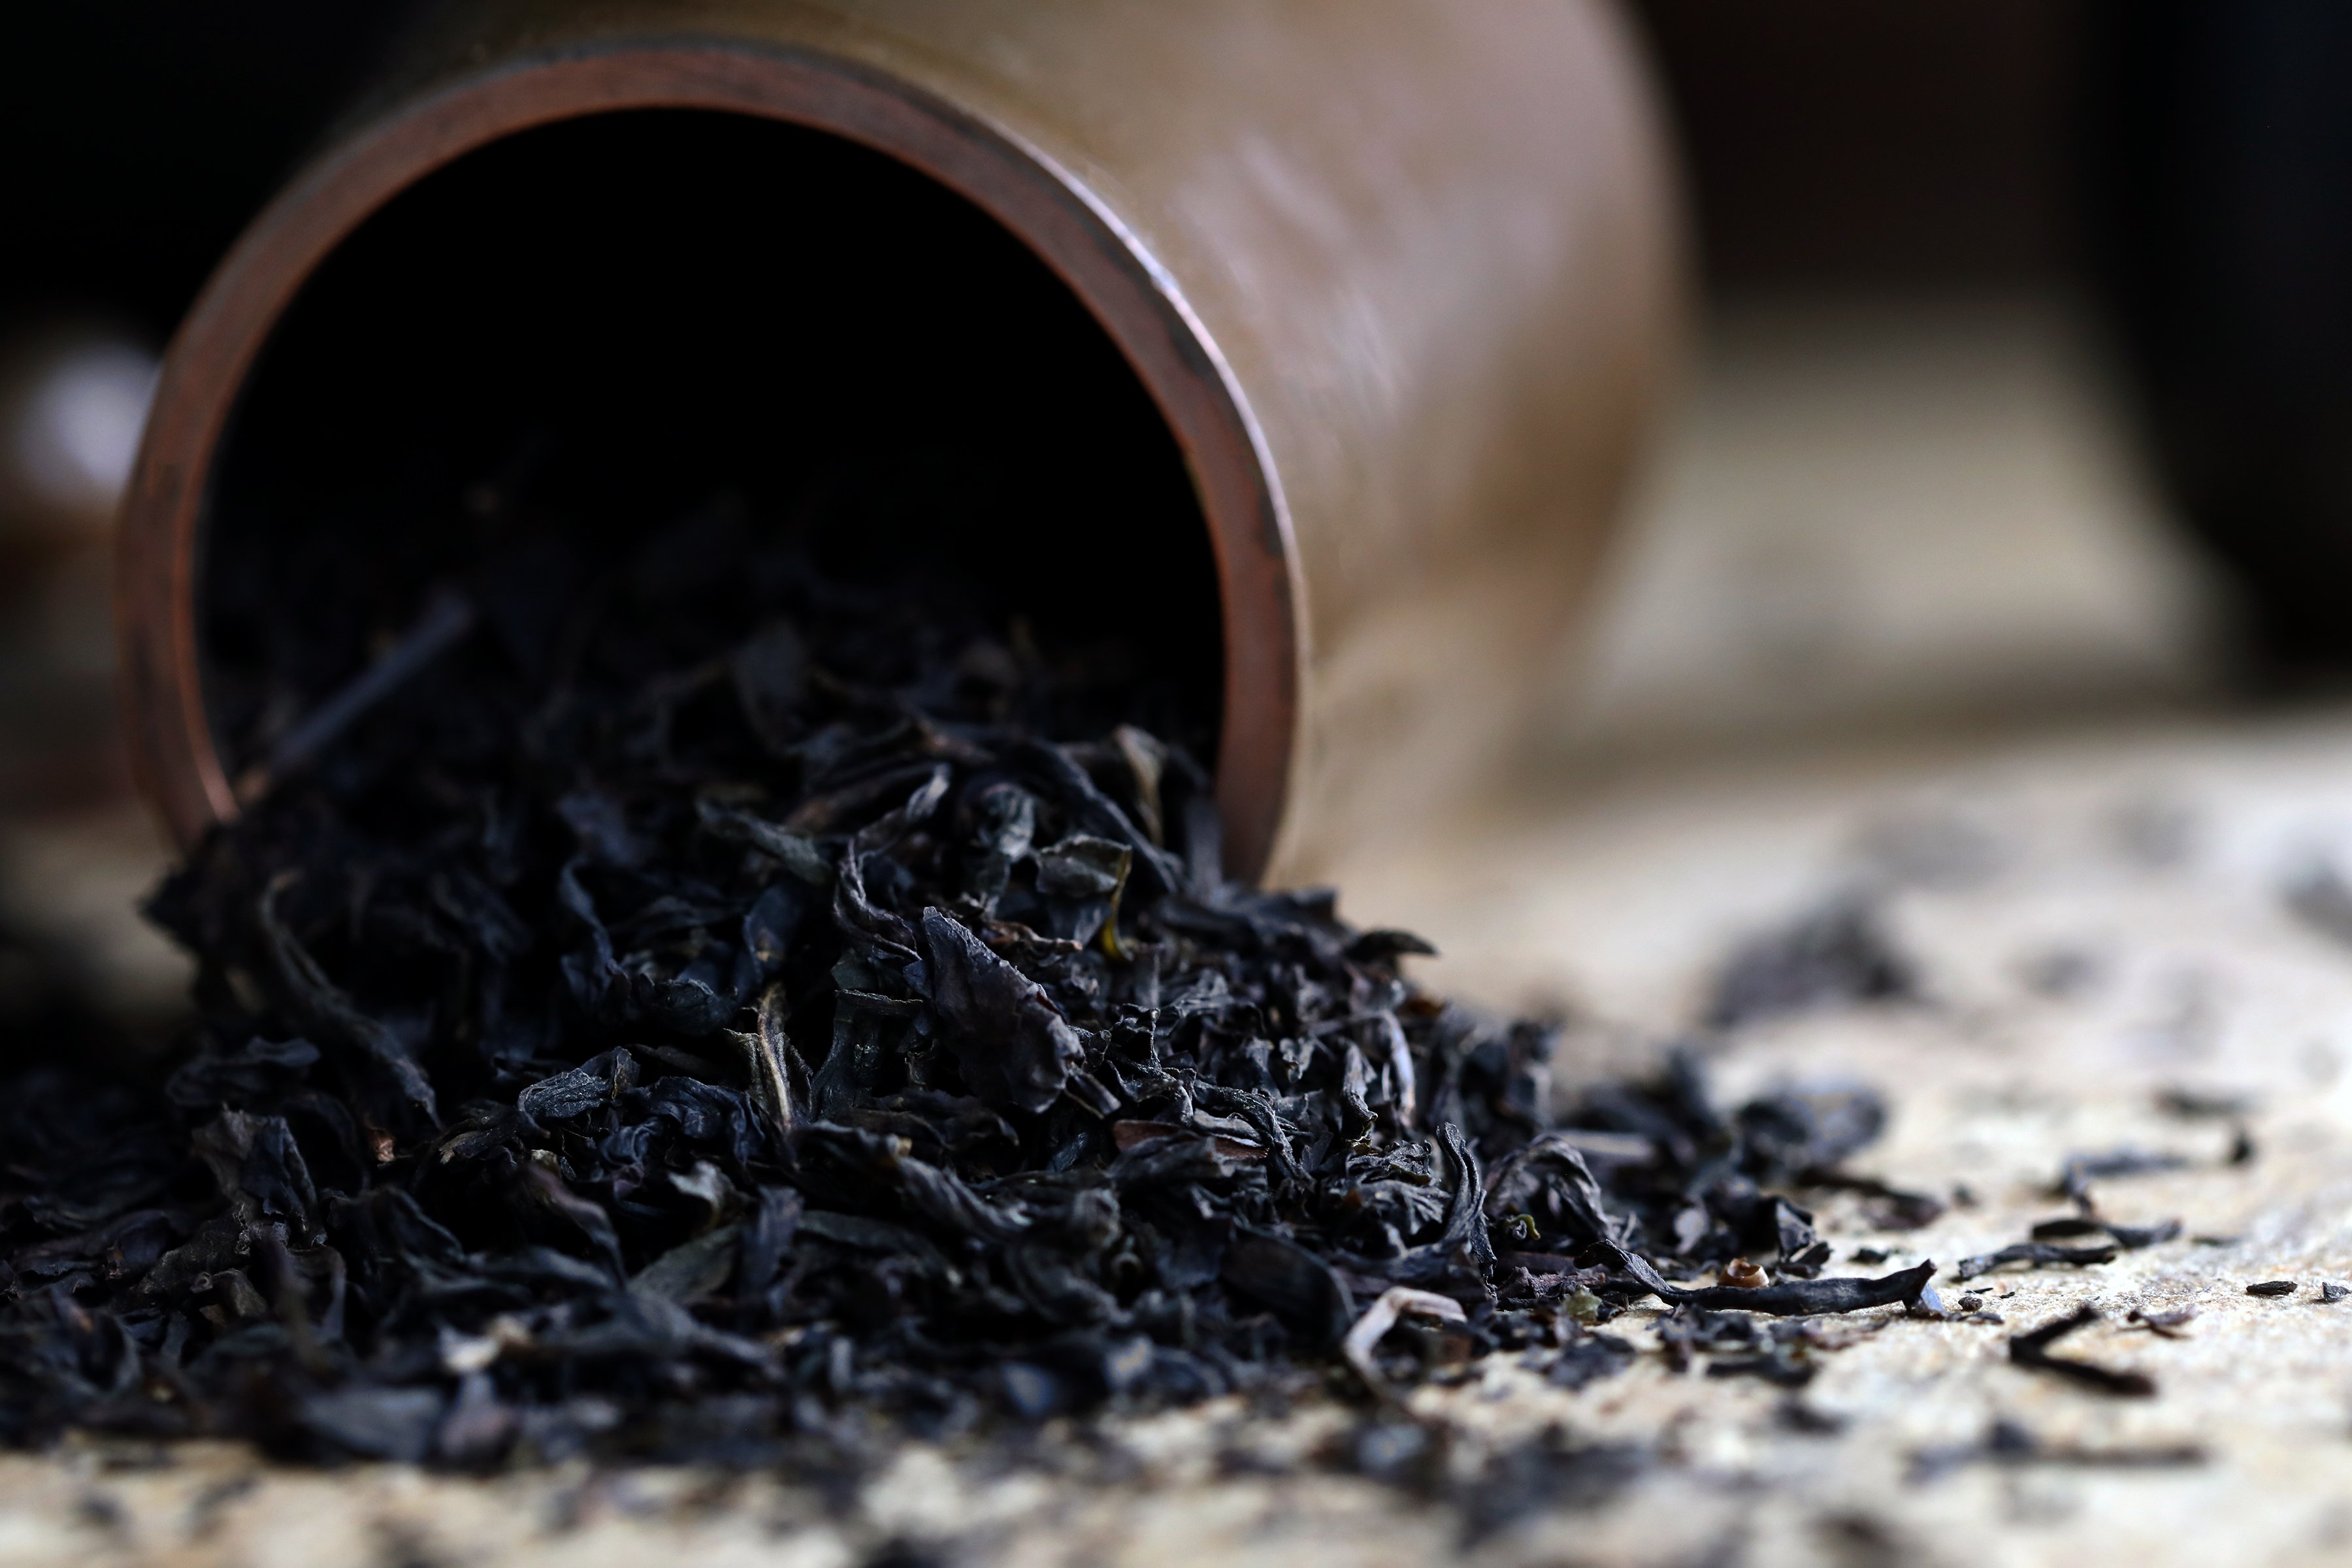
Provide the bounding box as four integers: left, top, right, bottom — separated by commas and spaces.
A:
0, 507, 1935, 1468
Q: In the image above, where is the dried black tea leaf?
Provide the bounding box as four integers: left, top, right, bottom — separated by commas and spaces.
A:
1659, 1305, 1827, 1386
2008, 1305, 2156, 1397
0, 504, 1948, 1471
1707, 897, 1917, 1030
1909, 1417, 2204, 1483
1799, 1172, 1946, 1230
2155, 1086, 2256, 1120
1545, 1333, 1635, 1390
917, 908, 1085, 1114
1342, 1286, 1466, 1398
1221, 1230, 1354, 1350
2055, 1148, 2191, 1203
1457, 1429, 1648, 1544
2283, 860, 2352, 950
2125, 1307, 2195, 1337
2029, 1215, 2181, 1250
730, 621, 809, 757
1954, 1242, 2120, 1280
1660, 1262, 1936, 1317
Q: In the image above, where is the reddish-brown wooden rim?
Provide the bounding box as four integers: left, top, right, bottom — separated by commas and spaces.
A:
116, 39, 1299, 881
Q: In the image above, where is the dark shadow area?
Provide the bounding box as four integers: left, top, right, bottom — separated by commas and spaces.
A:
1627, 0, 2352, 684
201, 108, 1222, 775
1627, 0, 2085, 287
2082, 1, 2352, 678
0, 1, 417, 337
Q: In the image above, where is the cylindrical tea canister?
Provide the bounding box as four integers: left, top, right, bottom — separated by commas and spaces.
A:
116, 0, 1680, 883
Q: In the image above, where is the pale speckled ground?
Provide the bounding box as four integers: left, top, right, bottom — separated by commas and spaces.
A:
8, 707, 2352, 1567
6, 294, 2340, 1566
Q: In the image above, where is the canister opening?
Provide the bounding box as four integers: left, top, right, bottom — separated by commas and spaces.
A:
198, 108, 1224, 785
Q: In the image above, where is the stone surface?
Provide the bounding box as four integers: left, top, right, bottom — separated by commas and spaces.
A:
7, 709, 2352, 1565
2, 293, 2334, 1565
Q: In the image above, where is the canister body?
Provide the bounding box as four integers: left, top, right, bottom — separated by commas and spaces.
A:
116, 0, 1680, 883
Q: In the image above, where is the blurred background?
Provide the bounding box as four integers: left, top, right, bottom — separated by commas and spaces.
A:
4, 0, 2351, 1038
1576, 0, 2352, 756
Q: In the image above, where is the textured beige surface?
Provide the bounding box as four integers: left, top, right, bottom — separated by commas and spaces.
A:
8, 708, 2352, 1566
0, 292, 2324, 1565
1559, 294, 2220, 758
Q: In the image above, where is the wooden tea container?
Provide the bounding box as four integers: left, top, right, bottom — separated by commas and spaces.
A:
115, 0, 1680, 883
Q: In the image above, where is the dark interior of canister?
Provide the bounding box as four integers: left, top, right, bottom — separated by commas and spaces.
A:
201, 109, 1221, 775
